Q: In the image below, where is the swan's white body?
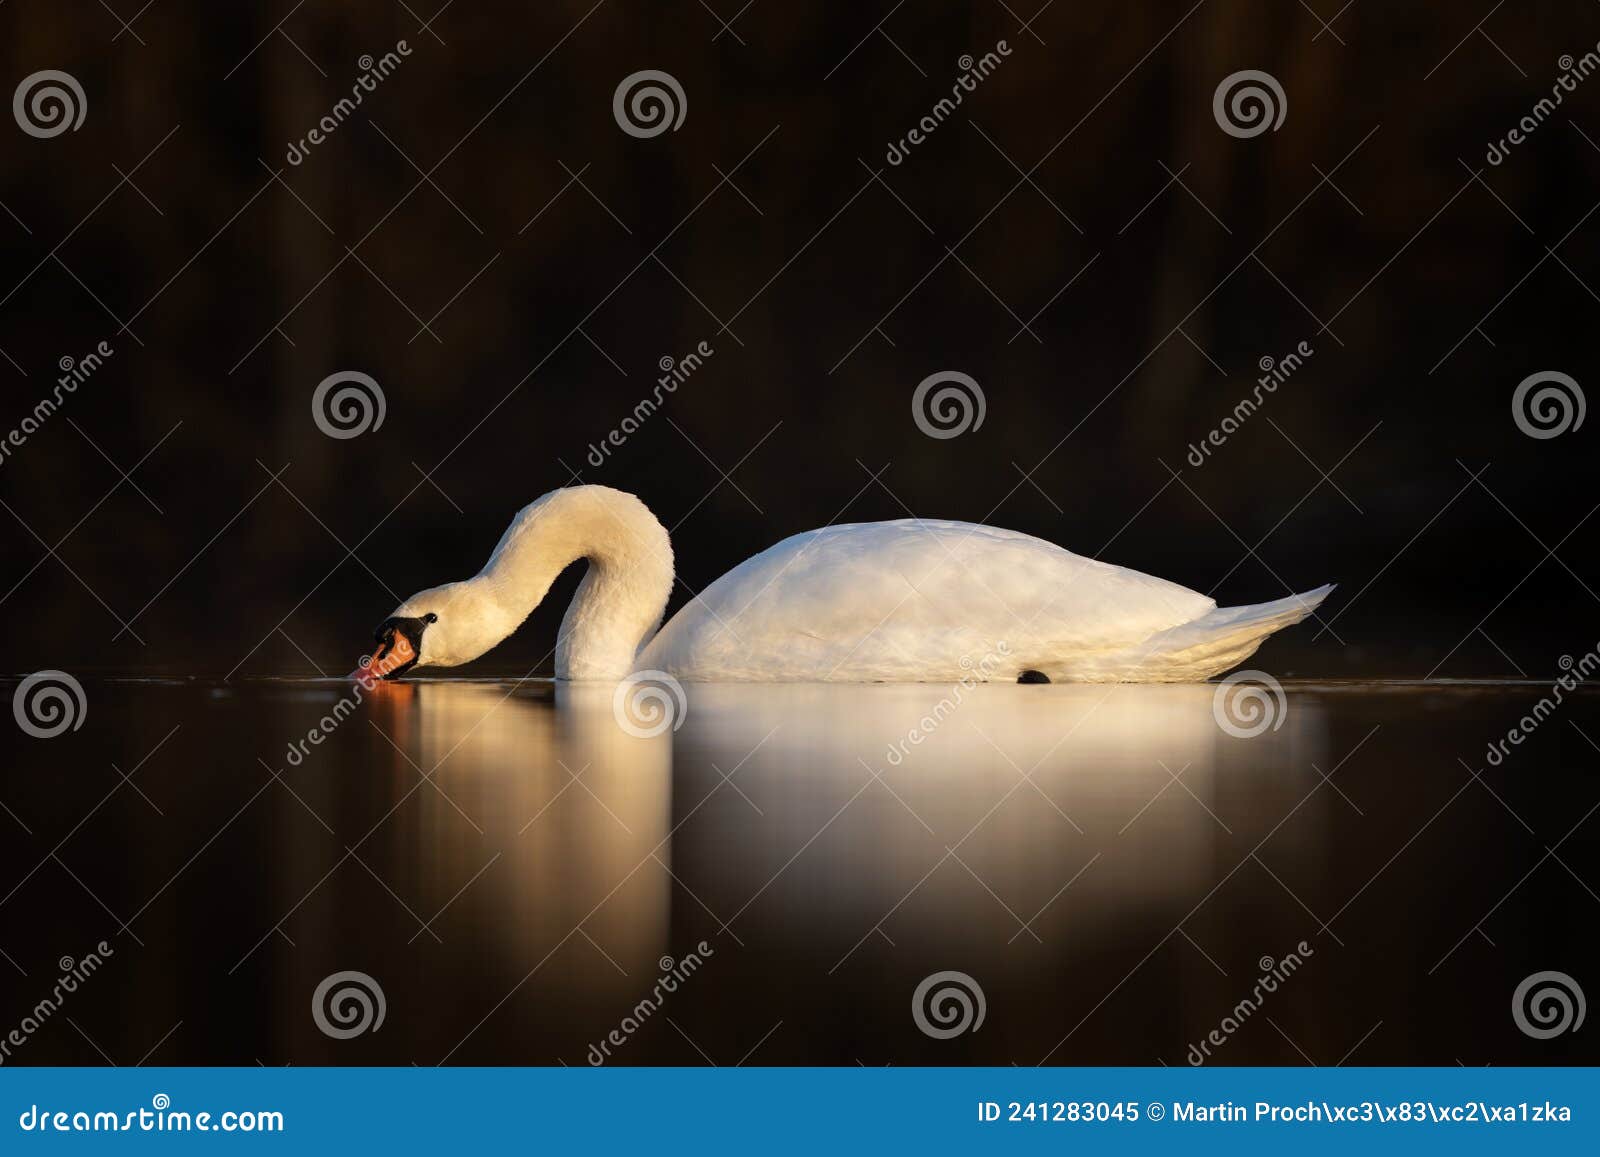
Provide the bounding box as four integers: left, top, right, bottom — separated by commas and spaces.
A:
386, 485, 1331, 683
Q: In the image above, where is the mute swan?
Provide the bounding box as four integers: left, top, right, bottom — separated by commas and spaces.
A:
353, 484, 1331, 684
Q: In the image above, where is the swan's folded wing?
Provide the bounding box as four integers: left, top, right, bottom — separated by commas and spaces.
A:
639, 520, 1215, 681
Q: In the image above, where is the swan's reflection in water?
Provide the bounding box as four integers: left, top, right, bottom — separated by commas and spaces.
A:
13, 677, 1590, 1064
327, 679, 1334, 1064
363, 682, 674, 1003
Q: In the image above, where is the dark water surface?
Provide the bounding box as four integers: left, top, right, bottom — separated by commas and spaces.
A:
1, 678, 1595, 1066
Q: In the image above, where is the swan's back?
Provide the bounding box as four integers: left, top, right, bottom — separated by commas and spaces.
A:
638, 519, 1217, 682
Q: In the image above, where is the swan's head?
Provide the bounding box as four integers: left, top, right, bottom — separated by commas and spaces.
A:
355, 612, 431, 681
353, 581, 514, 680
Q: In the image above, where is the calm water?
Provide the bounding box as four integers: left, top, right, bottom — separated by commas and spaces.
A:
0, 677, 1595, 1066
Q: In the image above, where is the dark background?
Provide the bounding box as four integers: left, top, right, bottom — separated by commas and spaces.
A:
1, 5, 1598, 1072
2, 1, 1597, 679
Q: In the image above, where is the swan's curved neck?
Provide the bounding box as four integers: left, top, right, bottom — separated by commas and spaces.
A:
470, 487, 674, 680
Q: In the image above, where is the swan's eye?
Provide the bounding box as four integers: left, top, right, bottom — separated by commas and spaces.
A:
423, 613, 438, 624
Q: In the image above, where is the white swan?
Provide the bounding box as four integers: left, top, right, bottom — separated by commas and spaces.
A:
354, 484, 1331, 684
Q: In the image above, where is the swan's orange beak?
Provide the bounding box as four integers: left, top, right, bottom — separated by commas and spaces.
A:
349, 630, 416, 686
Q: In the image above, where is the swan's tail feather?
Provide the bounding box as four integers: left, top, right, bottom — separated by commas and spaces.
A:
1113, 583, 1335, 682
